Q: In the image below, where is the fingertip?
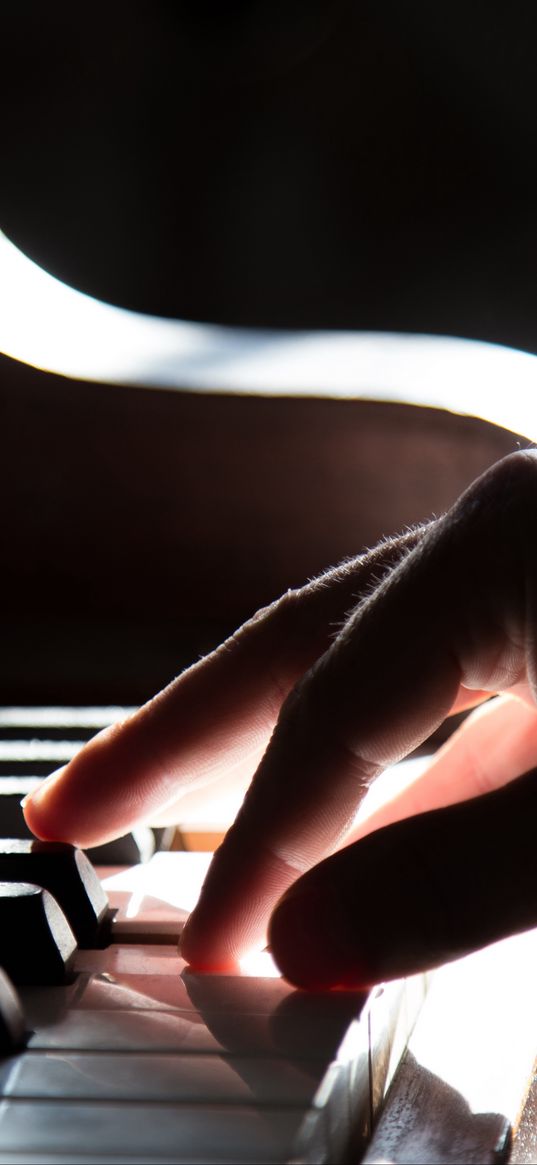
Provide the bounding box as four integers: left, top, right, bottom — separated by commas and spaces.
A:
269, 880, 375, 991
179, 929, 238, 975
21, 766, 69, 840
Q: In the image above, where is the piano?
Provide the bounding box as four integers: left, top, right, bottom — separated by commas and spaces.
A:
2, 239, 537, 1161
0, 706, 537, 1163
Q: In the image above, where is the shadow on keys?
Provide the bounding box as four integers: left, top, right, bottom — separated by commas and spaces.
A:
182, 966, 368, 1077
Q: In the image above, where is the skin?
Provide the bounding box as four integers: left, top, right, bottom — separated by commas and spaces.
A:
23, 449, 537, 989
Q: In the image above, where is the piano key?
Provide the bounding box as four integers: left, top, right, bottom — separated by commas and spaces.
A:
0, 1157, 257, 1165
20, 971, 296, 1029
0, 1157, 249, 1164
0, 741, 81, 762
0, 968, 26, 1053
73, 943, 181, 976
0, 1100, 310, 1163
0, 706, 136, 731
0, 712, 436, 1163
102, 854, 194, 942
0, 804, 427, 1164
73, 971, 299, 1014
0, 841, 109, 947
18, 982, 81, 1031
2, 1050, 324, 1104
0, 797, 158, 865
0, 741, 81, 778
83, 828, 157, 868
27, 1004, 360, 1059
0, 883, 76, 985
71, 965, 364, 1050
17, 967, 371, 1158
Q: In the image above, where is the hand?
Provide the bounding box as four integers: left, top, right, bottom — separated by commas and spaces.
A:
23, 451, 537, 988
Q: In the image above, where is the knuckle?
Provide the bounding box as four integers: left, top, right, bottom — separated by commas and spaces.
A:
469, 449, 537, 513
489, 448, 537, 500
447, 450, 537, 563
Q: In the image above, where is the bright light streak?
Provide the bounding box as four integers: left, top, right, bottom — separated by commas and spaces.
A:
103, 853, 281, 976
102, 851, 212, 914
239, 948, 280, 977
409, 927, 537, 1119
1, 231, 536, 441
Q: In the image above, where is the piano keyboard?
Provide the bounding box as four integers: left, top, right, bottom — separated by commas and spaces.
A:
0, 850, 427, 1164
0, 707, 427, 1163
4, 707, 537, 1163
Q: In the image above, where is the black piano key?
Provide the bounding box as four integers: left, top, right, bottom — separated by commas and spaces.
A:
0, 967, 26, 1052
0, 883, 76, 984
0, 793, 34, 840
85, 831, 157, 867
0, 841, 109, 948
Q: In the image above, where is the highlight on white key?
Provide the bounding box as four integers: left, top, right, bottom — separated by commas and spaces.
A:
102, 852, 280, 975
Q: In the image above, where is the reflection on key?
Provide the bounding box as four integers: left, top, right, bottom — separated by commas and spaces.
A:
0, 883, 76, 985
2, 1049, 322, 1105
0, 968, 26, 1052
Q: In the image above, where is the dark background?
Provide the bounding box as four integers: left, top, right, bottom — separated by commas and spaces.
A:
1, 2, 533, 703
3, 0, 537, 349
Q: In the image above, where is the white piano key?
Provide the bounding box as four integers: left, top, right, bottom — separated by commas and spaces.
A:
4, 1051, 324, 1105
109, 913, 186, 943
0, 1157, 271, 1164
0, 834, 429, 1164
25, 976, 197, 1022
27, 1004, 358, 1059
0, 1100, 309, 1162
27, 1010, 225, 1054
0, 741, 82, 762
0, 778, 42, 795
102, 852, 213, 921
105, 873, 188, 944
74, 971, 297, 1014
0, 707, 136, 729
74, 943, 184, 976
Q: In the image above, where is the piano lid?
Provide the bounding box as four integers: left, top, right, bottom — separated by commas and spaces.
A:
1, 230, 536, 442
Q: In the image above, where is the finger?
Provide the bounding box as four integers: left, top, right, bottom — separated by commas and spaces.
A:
150, 685, 493, 828
23, 526, 425, 847
182, 451, 537, 967
147, 750, 262, 827
346, 692, 537, 842
448, 687, 494, 714
151, 693, 498, 830
269, 764, 537, 989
